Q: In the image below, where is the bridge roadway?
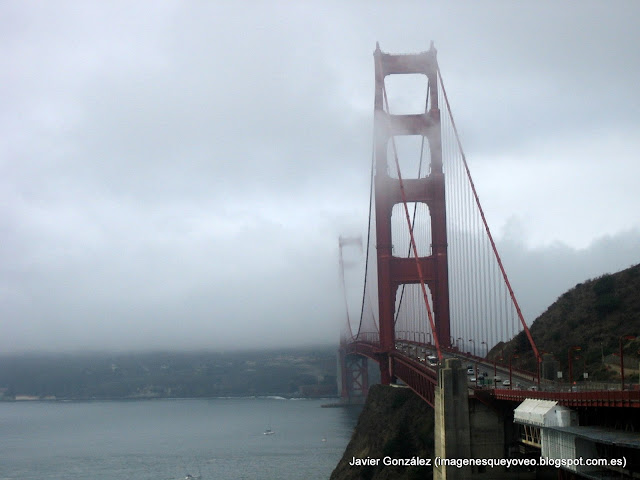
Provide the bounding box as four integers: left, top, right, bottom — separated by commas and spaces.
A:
344, 340, 640, 409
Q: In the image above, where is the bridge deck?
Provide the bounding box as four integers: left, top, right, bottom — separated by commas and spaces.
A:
345, 342, 640, 408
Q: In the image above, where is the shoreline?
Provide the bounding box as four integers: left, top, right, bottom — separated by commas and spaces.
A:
2, 394, 342, 403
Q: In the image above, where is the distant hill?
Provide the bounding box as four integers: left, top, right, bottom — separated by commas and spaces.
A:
0, 347, 338, 400
491, 263, 640, 381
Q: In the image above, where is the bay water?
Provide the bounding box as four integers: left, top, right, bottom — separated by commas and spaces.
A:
0, 397, 361, 480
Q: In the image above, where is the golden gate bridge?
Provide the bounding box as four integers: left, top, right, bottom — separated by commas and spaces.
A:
337, 43, 639, 412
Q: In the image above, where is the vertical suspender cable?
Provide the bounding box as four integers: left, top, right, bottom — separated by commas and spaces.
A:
437, 66, 541, 366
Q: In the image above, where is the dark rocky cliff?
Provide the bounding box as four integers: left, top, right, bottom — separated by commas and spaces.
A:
330, 384, 434, 480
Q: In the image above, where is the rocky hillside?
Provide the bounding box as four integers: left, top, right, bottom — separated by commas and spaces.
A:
330, 384, 434, 480
493, 263, 640, 379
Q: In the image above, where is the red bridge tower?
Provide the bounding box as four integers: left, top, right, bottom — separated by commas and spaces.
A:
373, 43, 451, 384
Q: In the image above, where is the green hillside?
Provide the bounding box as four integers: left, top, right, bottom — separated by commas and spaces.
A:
492, 263, 640, 382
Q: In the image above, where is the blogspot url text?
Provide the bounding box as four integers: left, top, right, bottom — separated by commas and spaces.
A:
349, 456, 627, 469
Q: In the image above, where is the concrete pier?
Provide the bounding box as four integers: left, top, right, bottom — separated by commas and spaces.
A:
434, 358, 472, 480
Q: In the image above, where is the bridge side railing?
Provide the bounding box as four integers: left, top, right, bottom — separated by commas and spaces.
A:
490, 388, 640, 408
390, 351, 439, 407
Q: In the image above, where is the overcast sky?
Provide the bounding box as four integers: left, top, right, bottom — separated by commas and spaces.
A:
2, 1, 639, 353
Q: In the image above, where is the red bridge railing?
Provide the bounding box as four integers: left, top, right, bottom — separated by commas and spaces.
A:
490, 388, 640, 408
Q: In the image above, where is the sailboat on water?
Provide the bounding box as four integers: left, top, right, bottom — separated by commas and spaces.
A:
264, 417, 275, 435
181, 457, 202, 479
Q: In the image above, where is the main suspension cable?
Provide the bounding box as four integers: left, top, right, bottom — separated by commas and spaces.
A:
357, 140, 377, 340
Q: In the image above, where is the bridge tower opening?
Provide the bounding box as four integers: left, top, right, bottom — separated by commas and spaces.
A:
373, 43, 451, 384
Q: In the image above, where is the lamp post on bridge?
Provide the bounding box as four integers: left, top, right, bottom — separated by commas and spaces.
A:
620, 335, 636, 390
481, 341, 488, 359
509, 353, 519, 389
573, 354, 583, 386
540, 350, 558, 382
537, 355, 542, 387
568, 346, 581, 386
468, 339, 475, 357
494, 356, 503, 388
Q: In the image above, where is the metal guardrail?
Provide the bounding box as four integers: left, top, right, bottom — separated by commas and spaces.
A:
491, 388, 640, 408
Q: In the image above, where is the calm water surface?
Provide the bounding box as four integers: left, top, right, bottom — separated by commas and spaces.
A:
0, 397, 361, 480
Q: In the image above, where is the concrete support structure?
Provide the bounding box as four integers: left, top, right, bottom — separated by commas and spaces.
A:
434, 358, 472, 480
468, 398, 507, 476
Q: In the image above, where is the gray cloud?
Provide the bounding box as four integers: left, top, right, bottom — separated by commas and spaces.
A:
499, 225, 640, 322
2, 1, 639, 352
